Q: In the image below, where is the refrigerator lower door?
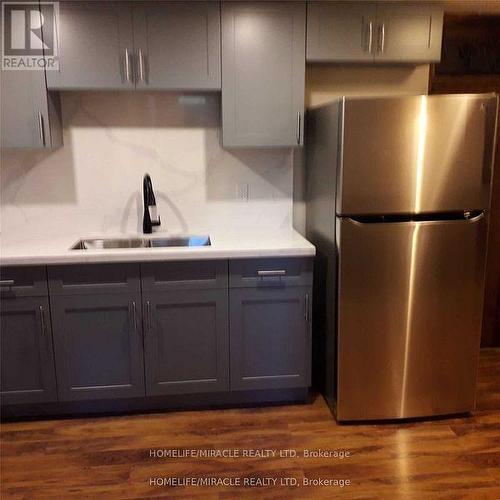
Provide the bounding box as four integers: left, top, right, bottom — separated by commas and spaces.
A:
336, 214, 487, 421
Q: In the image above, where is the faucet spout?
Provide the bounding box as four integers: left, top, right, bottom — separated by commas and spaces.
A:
143, 174, 161, 234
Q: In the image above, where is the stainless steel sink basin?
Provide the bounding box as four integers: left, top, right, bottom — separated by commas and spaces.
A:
71, 238, 147, 250
71, 236, 211, 250
149, 237, 210, 248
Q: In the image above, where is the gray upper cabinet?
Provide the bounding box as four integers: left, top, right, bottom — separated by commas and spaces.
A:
133, 2, 221, 90
0, 5, 62, 149
230, 286, 311, 390
221, 1, 306, 147
46, 2, 135, 90
307, 2, 376, 62
0, 297, 58, 405
51, 293, 145, 401
45, 1, 221, 91
143, 289, 229, 396
374, 4, 443, 63
1, 67, 62, 149
306, 2, 443, 63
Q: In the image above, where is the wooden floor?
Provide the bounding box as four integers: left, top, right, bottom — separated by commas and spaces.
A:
1, 349, 499, 499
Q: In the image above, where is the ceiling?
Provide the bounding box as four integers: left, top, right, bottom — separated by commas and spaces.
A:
438, 1, 500, 13
312, 0, 500, 14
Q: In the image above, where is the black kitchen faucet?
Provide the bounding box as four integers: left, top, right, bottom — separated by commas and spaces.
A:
143, 174, 161, 234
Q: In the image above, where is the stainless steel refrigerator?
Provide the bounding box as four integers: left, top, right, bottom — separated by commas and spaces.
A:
306, 94, 498, 421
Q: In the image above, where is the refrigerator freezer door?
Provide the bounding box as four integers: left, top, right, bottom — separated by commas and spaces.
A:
338, 94, 498, 215
336, 215, 486, 421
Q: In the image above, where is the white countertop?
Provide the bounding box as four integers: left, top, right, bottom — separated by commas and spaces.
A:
0, 229, 315, 266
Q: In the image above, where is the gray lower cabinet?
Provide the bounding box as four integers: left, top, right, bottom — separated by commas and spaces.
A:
0, 68, 62, 149
0, 297, 57, 405
133, 2, 221, 90
221, 1, 306, 147
230, 286, 311, 390
1, 258, 312, 412
143, 289, 229, 395
50, 293, 145, 401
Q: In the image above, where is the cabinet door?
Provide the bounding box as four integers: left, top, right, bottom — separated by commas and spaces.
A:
51, 294, 145, 401
0, 69, 62, 148
144, 290, 229, 395
306, 2, 376, 62
230, 287, 311, 390
0, 298, 57, 405
46, 2, 134, 89
374, 4, 443, 63
133, 1, 221, 90
222, 1, 306, 147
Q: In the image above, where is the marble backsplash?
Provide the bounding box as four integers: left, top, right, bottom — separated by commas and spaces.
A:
0, 92, 293, 239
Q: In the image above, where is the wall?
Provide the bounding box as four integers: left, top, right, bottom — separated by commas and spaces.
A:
293, 64, 430, 233
0, 92, 293, 240
305, 64, 430, 107
429, 15, 500, 346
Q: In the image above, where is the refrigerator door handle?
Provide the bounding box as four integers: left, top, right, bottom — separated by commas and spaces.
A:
464, 211, 485, 222
344, 211, 484, 226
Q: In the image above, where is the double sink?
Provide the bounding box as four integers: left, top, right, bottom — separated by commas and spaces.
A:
71, 235, 211, 250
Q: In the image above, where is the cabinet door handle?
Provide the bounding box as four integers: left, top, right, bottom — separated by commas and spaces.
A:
38, 305, 46, 337
137, 49, 146, 83
0, 279, 14, 287
131, 301, 138, 337
124, 48, 132, 83
378, 23, 385, 53
366, 21, 373, 53
37, 111, 45, 146
304, 293, 309, 322
296, 111, 301, 145
146, 300, 151, 338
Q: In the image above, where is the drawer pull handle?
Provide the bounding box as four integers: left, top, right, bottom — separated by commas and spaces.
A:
257, 270, 286, 277
0, 280, 15, 287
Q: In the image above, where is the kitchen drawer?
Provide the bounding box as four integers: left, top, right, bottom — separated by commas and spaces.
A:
229, 258, 313, 288
141, 260, 227, 291
48, 263, 140, 295
0, 266, 48, 298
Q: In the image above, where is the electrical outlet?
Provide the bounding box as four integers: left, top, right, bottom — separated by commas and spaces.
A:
236, 183, 249, 201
